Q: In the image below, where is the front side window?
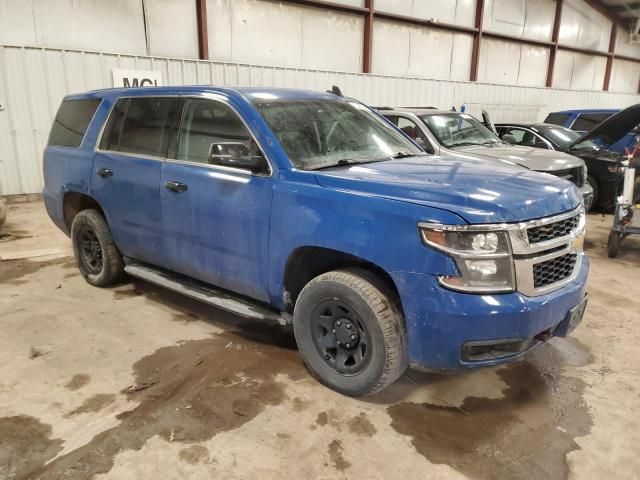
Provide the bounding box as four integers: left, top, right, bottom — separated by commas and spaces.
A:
421, 113, 500, 149
252, 99, 423, 170
48, 99, 101, 148
100, 97, 176, 157
572, 113, 612, 132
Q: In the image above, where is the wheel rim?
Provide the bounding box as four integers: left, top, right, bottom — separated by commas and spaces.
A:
310, 298, 372, 375
77, 226, 103, 275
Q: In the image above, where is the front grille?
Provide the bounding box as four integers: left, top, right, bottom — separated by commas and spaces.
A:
547, 167, 584, 188
533, 253, 577, 288
527, 214, 579, 243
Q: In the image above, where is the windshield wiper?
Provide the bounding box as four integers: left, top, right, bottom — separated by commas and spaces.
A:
391, 151, 421, 159
447, 142, 481, 148
308, 158, 380, 171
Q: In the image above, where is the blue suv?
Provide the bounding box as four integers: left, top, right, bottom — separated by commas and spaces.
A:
43, 87, 589, 396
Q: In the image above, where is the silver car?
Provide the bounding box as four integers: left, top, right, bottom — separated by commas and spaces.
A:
381, 108, 594, 210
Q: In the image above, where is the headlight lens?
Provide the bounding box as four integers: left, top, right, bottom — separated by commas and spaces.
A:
420, 228, 515, 293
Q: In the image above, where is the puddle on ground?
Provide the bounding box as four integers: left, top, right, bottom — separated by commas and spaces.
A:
0, 257, 75, 285
387, 341, 593, 480
0, 416, 63, 478
64, 374, 90, 391
16, 328, 303, 480
64, 394, 116, 418
178, 445, 209, 464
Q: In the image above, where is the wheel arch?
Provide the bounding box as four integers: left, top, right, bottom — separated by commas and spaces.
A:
282, 246, 403, 315
63, 192, 106, 232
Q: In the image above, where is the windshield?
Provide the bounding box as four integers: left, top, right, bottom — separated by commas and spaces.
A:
252, 99, 423, 170
535, 125, 596, 149
421, 113, 501, 148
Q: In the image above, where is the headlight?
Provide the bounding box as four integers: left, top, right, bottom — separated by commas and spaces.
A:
419, 227, 515, 293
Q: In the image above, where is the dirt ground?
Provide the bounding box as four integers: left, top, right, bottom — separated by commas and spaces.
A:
1, 201, 639, 480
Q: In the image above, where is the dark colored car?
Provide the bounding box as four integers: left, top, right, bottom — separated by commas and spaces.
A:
497, 104, 640, 209
543, 109, 637, 155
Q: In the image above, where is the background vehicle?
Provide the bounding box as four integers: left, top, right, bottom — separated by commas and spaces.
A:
607, 145, 640, 258
44, 87, 589, 397
544, 109, 638, 155
381, 108, 593, 210
497, 104, 640, 209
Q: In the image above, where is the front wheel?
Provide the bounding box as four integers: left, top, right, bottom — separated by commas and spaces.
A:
71, 209, 125, 286
607, 230, 622, 258
293, 269, 408, 396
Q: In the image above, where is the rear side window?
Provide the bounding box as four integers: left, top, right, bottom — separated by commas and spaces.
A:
48, 99, 101, 147
572, 113, 612, 131
100, 97, 176, 157
543, 113, 570, 126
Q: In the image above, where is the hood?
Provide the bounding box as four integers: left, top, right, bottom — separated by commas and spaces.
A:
570, 103, 640, 149
453, 144, 584, 172
313, 156, 581, 224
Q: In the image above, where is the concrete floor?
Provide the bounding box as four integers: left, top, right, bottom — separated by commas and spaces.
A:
1, 201, 639, 480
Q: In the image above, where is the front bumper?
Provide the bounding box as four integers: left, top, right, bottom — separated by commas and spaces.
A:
391, 255, 589, 371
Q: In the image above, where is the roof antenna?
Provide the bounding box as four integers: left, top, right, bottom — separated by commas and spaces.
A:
327, 85, 343, 97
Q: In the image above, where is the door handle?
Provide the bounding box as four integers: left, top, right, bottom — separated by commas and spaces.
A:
96, 167, 113, 178
164, 181, 188, 193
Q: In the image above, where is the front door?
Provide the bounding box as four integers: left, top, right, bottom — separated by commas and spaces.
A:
91, 96, 180, 267
160, 96, 274, 302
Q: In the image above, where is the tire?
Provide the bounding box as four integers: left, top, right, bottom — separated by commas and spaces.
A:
71, 209, 125, 287
633, 177, 640, 204
607, 230, 621, 258
293, 269, 408, 396
587, 175, 599, 209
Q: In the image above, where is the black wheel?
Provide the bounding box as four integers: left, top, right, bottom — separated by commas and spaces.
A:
71, 209, 125, 286
607, 230, 621, 258
633, 177, 640, 204
293, 269, 408, 396
587, 175, 599, 209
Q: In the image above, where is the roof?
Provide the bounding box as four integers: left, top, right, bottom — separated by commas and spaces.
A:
380, 108, 459, 116
64, 86, 345, 102
548, 108, 621, 115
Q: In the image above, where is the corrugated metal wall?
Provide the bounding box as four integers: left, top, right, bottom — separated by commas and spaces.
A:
1, 44, 639, 195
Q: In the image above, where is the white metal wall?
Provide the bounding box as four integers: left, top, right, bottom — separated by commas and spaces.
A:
1, 44, 639, 195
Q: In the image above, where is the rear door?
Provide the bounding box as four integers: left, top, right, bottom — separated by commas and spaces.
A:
160, 96, 274, 302
91, 96, 181, 267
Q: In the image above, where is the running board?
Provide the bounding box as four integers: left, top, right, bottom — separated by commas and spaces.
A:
124, 262, 287, 325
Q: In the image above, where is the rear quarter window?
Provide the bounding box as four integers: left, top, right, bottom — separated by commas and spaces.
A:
48, 99, 101, 147
543, 113, 570, 127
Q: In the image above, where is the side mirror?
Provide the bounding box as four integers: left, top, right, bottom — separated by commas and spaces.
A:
502, 134, 518, 145
208, 142, 268, 174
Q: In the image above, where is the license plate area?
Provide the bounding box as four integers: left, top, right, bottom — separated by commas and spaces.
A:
555, 296, 588, 337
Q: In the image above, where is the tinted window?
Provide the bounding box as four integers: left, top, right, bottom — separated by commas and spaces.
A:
48, 99, 101, 147
543, 113, 570, 126
572, 113, 612, 132
177, 99, 254, 164
100, 97, 175, 157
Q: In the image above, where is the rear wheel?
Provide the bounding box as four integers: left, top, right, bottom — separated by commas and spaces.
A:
293, 269, 407, 396
71, 209, 125, 286
607, 230, 621, 258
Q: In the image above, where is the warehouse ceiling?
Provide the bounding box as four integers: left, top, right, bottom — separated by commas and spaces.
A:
597, 0, 640, 23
